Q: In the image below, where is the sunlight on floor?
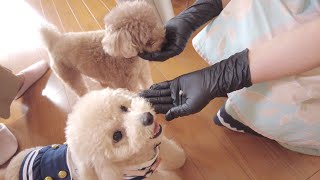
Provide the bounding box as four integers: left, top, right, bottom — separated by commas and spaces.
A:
0, 0, 46, 56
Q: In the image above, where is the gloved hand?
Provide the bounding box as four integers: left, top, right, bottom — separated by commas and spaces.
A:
139, 0, 223, 61
140, 49, 252, 121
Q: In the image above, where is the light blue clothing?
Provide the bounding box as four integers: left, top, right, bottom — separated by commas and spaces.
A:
192, 0, 320, 155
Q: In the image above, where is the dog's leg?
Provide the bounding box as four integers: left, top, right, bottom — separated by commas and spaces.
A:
94, 164, 122, 180
78, 163, 98, 180
138, 62, 153, 90
149, 170, 181, 180
158, 137, 186, 170
52, 63, 88, 96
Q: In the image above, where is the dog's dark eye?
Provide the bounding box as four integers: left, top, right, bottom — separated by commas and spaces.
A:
120, 105, 128, 112
113, 131, 123, 143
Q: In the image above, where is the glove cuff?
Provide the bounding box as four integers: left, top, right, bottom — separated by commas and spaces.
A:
175, 0, 223, 31
232, 48, 252, 88
208, 48, 252, 97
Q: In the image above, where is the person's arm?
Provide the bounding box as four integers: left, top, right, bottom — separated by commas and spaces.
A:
250, 17, 320, 83
141, 17, 320, 121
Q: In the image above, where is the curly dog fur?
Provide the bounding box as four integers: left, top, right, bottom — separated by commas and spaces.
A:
5, 88, 185, 180
40, 1, 165, 97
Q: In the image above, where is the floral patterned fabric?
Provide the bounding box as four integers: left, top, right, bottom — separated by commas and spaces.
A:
192, 0, 320, 155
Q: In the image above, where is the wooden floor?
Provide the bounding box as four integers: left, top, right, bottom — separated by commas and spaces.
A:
1, 0, 320, 179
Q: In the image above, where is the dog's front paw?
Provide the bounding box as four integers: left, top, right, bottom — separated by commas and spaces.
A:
149, 170, 182, 180
159, 138, 186, 170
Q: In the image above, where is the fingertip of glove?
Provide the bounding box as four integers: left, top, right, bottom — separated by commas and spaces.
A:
139, 91, 151, 98
138, 92, 145, 97
139, 51, 169, 62
165, 111, 174, 121
138, 52, 152, 60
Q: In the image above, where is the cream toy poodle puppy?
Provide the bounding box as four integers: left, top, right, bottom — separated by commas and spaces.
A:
40, 1, 165, 97
5, 88, 186, 180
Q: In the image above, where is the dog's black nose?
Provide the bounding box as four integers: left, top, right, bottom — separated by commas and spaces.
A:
142, 112, 153, 126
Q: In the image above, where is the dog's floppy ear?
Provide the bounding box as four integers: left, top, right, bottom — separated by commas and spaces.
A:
102, 27, 138, 58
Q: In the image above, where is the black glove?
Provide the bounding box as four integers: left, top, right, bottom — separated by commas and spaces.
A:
139, 0, 223, 61
140, 49, 252, 121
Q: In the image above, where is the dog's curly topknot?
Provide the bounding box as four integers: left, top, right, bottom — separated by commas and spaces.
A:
104, 1, 159, 31
102, 1, 165, 58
